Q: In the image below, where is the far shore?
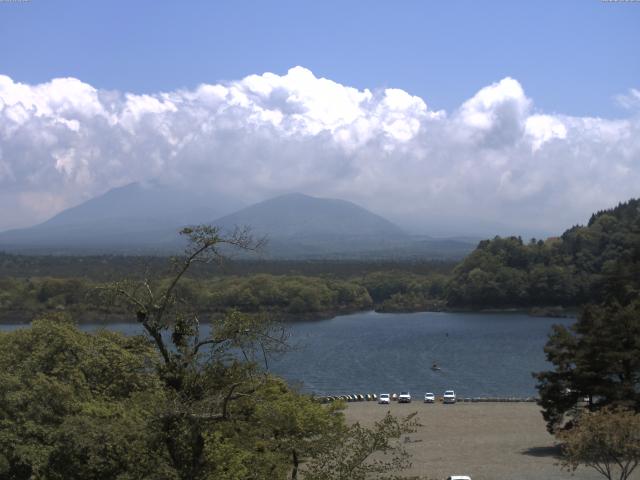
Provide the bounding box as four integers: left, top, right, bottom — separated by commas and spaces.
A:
0, 305, 577, 325
343, 401, 605, 480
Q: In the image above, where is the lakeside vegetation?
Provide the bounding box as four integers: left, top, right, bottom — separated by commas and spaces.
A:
0, 247, 454, 322
2, 199, 638, 322
0, 269, 450, 323
0, 226, 423, 480
446, 199, 640, 309
0, 200, 639, 479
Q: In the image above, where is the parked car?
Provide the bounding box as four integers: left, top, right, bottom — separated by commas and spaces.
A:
398, 391, 411, 403
378, 393, 390, 404
443, 390, 456, 404
424, 392, 435, 403
447, 476, 471, 480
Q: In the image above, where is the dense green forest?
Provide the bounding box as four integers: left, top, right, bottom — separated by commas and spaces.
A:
446, 199, 640, 308
1, 198, 638, 322
530, 201, 640, 445
0, 270, 448, 322
0, 254, 454, 321
0, 253, 455, 280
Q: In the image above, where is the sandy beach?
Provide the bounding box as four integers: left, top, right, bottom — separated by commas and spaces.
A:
343, 401, 612, 480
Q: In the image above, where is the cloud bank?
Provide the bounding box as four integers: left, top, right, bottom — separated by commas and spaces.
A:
1, 67, 638, 235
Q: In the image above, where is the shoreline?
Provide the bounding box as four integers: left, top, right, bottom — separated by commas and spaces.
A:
0, 305, 577, 325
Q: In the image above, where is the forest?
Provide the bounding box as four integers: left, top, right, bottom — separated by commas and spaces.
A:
0, 270, 448, 323
446, 198, 640, 309
0, 199, 638, 322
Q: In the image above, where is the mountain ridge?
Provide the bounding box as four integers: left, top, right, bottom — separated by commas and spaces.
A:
0, 187, 475, 259
214, 192, 407, 239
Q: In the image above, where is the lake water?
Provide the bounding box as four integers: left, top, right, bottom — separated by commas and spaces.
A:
0, 311, 573, 397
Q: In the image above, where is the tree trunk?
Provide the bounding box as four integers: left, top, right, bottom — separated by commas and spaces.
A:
291, 449, 299, 480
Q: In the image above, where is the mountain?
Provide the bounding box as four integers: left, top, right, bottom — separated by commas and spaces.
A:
214, 193, 406, 239
213, 193, 475, 259
0, 183, 241, 253
0, 188, 476, 259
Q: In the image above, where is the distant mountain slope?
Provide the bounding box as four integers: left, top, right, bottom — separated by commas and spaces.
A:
212, 192, 405, 257
0, 183, 241, 252
0, 188, 476, 259
39, 182, 232, 228
214, 193, 406, 239
212, 193, 475, 259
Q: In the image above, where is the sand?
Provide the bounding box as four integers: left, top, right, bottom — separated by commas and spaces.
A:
343, 401, 618, 480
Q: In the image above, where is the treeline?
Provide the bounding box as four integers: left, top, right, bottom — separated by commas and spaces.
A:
0, 253, 456, 280
1, 198, 638, 318
0, 270, 449, 322
446, 199, 640, 308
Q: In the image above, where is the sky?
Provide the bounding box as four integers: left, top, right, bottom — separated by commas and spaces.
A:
0, 0, 639, 236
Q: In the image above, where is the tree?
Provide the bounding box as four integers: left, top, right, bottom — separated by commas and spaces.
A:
0, 312, 170, 480
558, 407, 640, 480
302, 412, 419, 480
1, 225, 424, 479
106, 225, 421, 480
534, 299, 640, 433
107, 225, 292, 479
201, 378, 347, 480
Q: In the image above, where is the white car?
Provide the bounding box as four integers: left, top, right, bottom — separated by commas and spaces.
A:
443, 390, 456, 404
447, 476, 471, 480
398, 391, 412, 403
378, 393, 390, 404
424, 392, 435, 403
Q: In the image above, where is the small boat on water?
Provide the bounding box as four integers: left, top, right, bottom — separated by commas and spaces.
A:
431, 363, 441, 371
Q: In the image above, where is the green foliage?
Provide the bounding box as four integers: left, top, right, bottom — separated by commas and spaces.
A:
557, 407, 640, 480
0, 253, 455, 282
201, 379, 347, 480
0, 271, 456, 322
0, 312, 169, 480
534, 300, 640, 433
447, 198, 640, 308
303, 412, 419, 480
0, 311, 418, 479
358, 271, 446, 312
203, 274, 373, 315
55, 225, 418, 480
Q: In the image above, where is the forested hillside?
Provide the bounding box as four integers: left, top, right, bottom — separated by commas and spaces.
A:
446, 199, 640, 308
1, 199, 638, 320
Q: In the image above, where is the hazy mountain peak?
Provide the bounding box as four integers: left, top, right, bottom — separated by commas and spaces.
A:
0, 188, 476, 259
215, 193, 406, 239
0, 182, 243, 252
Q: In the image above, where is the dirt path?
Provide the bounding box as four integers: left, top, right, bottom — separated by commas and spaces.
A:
343, 401, 617, 480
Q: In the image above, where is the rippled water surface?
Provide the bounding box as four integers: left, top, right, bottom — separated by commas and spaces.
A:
1, 311, 573, 397
269, 311, 573, 397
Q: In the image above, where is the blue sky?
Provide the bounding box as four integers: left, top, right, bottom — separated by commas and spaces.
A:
1, 0, 638, 117
0, 0, 639, 235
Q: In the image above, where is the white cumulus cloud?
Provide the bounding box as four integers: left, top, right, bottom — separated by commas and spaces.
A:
0, 67, 639, 236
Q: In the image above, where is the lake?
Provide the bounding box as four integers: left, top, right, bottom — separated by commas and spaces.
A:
0, 311, 572, 397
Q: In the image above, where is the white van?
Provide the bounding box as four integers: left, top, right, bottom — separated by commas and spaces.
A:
443, 390, 456, 404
